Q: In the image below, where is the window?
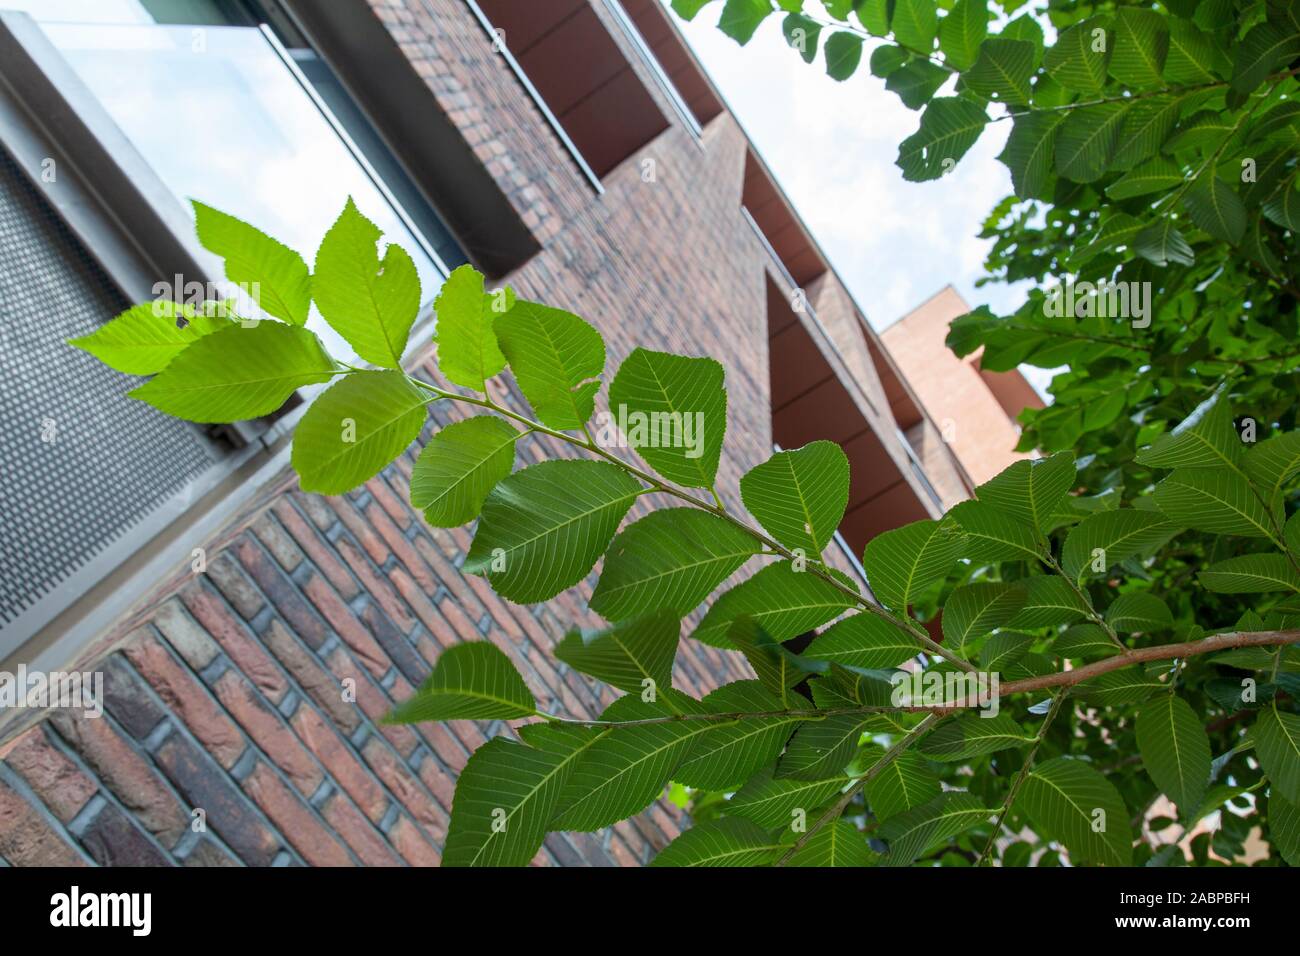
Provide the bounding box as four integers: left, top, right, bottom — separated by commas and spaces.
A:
40, 21, 448, 361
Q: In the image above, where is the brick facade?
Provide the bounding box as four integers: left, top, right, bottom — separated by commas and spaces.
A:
1, 0, 963, 866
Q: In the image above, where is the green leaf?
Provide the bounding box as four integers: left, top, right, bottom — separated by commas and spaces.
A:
804, 614, 921, 670
870, 44, 911, 77
998, 111, 1066, 201
1105, 592, 1174, 632
727, 768, 847, 830
312, 198, 420, 368
980, 630, 1035, 670
1136, 695, 1211, 813
590, 508, 758, 620
976, 452, 1077, 533
1199, 553, 1300, 593
855, 0, 891, 36
433, 264, 511, 391
896, 97, 989, 182
918, 713, 1034, 761
948, 499, 1046, 564
493, 300, 605, 431
1245, 431, 1300, 501
1183, 174, 1248, 245
885, 60, 949, 109
879, 792, 991, 864
777, 714, 870, 780
942, 582, 1027, 654
674, 681, 806, 790
1055, 103, 1129, 183
68, 301, 233, 376
1270, 792, 1300, 866
782, 13, 821, 63
1152, 468, 1275, 538
693, 561, 857, 648
1106, 157, 1185, 199
291, 370, 427, 494
1231, 19, 1300, 95
1164, 19, 1228, 84
786, 819, 879, 866
1010, 576, 1089, 628
964, 38, 1034, 104
192, 201, 311, 327
862, 517, 965, 612
650, 817, 783, 867
891, 0, 937, 52
607, 348, 726, 489
464, 460, 643, 603
938, 0, 987, 71
1110, 95, 1183, 170
741, 441, 849, 556
1133, 218, 1196, 268
670, 0, 715, 19
555, 612, 679, 695
1136, 393, 1241, 469
1109, 7, 1169, 88
552, 693, 715, 831
128, 322, 335, 423
865, 751, 940, 821
1053, 623, 1120, 661
824, 31, 864, 80
1262, 178, 1300, 230
410, 415, 519, 527
1044, 18, 1111, 94
442, 728, 591, 866
1077, 666, 1165, 706
1061, 509, 1180, 582
718, 0, 772, 45
1254, 706, 1300, 803
385, 642, 534, 723
1016, 756, 1133, 866
727, 618, 825, 703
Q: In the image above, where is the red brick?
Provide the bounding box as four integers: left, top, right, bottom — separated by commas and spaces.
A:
273, 499, 361, 601
413, 751, 457, 811
360, 735, 448, 840
151, 598, 221, 670
330, 495, 390, 565
261, 619, 362, 736
0, 776, 85, 867
335, 536, 416, 632
387, 813, 441, 866
204, 551, 266, 619
47, 711, 191, 848
182, 582, 290, 701
0, 726, 97, 823
251, 511, 304, 572
120, 633, 246, 769
320, 791, 403, 866
365, 502, 439, 593
289, 704, 388, 824
242, 760, 354, 866
300, 572, 392, 679
365, 474, 412, 529
211, 670, 323, 796
324, 647, 418, 758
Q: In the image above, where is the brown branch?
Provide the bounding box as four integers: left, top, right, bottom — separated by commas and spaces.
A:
993, 629, 1300, 700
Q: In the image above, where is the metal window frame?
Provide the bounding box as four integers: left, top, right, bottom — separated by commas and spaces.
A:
0, 10, 446, 665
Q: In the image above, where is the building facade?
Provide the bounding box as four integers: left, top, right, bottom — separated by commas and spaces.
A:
883, 286, 1045, 486
0, 0, 969, 866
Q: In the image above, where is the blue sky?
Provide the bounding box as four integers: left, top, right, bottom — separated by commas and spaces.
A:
668, 5, 1036, 333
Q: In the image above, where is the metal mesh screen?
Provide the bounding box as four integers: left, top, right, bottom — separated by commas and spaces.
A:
0, 145, 218, 631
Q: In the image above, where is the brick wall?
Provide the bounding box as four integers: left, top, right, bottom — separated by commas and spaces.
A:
0, 0, 919, 866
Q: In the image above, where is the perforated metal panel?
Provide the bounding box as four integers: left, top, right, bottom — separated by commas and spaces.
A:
0, 145, 218, 631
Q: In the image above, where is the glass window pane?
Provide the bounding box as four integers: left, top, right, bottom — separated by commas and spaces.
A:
1, 0, 153, 24
40, 22, 445, 362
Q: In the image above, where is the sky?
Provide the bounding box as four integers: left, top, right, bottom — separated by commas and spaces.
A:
667, 4, 1043, 361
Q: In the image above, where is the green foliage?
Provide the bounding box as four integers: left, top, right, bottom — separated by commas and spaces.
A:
87, 72, 1300, 871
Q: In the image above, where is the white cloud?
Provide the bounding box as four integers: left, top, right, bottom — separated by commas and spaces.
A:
668, 6, 1035, 330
